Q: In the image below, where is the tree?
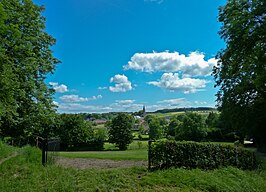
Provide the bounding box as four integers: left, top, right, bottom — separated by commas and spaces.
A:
167, 118, 180, 137
205, 112, 219, 128
108, 113, 134, 150
58, 114, 93, 150
213, 0, 266, 151
175, 112, 206, 142
148, 117, 163, 140
0, 0, 60, 144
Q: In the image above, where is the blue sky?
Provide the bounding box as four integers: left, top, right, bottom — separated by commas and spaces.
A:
35, 0, 226, 113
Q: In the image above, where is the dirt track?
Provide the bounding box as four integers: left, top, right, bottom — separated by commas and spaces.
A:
56, 157, 147, 169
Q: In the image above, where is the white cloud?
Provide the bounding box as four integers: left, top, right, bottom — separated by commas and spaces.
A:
109, 74, 133, 92
194, 101, 207, 105
59, 94, 102, 102
98, 86, 108, 90
49, 82, 68, 93
115, 100, 135, 105
56, 101, 142, 113
147, 73, 208, 94
123, 51, 217, 77
58, 103, 112, 113
55, 98, 213, 113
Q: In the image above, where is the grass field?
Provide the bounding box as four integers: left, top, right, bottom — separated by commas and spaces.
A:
60, 141, 148, 160
59, 149, 148, 161
1, 141, 266, 191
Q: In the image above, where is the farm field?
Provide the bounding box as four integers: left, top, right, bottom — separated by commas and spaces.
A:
1, 142, 266, 192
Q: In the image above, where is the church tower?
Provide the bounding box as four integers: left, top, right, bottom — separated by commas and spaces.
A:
142, 105, 146, 117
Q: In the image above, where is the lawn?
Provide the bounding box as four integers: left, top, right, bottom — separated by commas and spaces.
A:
59, 149, 148, 161
59, 140, 148, 160
1, 142, 266, 192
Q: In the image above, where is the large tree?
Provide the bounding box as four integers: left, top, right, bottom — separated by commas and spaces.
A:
214, 0, 266, 151
148, 117, 163, 140
175, 113, 206, 142
58, 114, 93, 150
108, 113, 134, 150
0, 0, 60, 144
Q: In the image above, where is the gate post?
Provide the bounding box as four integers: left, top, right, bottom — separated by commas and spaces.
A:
148, 140, 154, 171
40, 137, 48, 166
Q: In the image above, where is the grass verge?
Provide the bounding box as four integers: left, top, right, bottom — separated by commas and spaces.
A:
1, 144, 266, 191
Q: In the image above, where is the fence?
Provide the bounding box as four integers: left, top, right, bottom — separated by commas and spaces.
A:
36, 136, 60, 166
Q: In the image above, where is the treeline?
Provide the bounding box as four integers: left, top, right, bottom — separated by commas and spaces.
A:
79, 112, 120, 121
145, 112, 245, 143
152, 107, 216, 114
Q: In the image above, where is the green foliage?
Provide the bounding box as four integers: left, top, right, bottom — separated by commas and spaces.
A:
108, 113, 134, 150
167, 118, 180, 137
175, 112, 207, 142
150, 140, 258, 170
89, 128, 108, 150
205, 127, 224, 142
205, 112, 219, 128
148, 117, 163, 140
0, 0, 60, 144
214, 0, 266, 151
58, 114, 93, 150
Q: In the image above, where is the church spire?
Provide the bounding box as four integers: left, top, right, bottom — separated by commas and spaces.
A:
142, 105, 146, 117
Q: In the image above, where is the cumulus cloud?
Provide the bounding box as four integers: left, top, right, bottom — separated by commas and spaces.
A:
49, 82, 68, 93
111, 100, 142, 112
59, 94, 102, 102
109, 74, 133, 92
56, 100, 142, 113
147, 73, 208, 94
123, 51, 217, 77
58, 103, 112, 113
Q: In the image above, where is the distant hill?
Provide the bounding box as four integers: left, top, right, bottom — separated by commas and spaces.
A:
151, 107, 216, 114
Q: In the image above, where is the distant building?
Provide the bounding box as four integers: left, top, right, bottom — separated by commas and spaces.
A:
93, 119, 107, 124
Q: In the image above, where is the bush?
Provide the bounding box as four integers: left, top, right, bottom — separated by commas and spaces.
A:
205, 128, 223, 142
149, 140, 258, 170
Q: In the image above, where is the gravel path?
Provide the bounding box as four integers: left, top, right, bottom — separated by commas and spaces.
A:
55, 157, 147, 169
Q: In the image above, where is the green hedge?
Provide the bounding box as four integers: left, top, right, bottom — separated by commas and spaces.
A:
149, 140, 258, 170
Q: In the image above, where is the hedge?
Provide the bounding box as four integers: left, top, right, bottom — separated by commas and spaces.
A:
149, 140, 258, 170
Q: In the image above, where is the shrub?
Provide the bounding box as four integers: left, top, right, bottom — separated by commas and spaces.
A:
149, 140, 258, 170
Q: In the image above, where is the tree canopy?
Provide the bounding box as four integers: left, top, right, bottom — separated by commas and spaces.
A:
0, 0, 60, 144
214, 0, 266, 151
108, 113, 134, 150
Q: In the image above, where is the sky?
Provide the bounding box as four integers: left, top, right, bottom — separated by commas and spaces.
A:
34, 0, 226, 113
